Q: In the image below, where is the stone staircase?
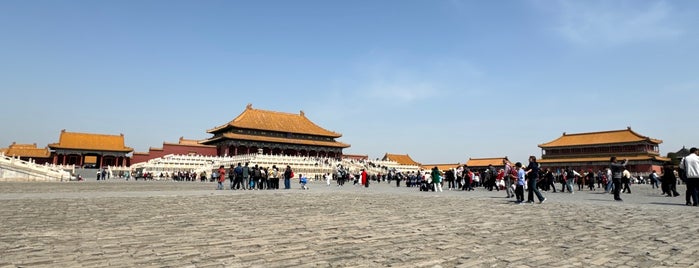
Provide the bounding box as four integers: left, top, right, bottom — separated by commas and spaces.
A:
0, 153, 73, 182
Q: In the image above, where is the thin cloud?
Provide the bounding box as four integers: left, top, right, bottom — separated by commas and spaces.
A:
542, 0, 683, 46
355, 57, 484, 103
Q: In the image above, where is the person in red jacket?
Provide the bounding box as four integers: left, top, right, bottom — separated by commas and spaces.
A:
217, 165, 226, 190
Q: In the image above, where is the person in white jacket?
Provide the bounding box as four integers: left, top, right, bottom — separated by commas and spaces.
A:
680, 147, 699, 206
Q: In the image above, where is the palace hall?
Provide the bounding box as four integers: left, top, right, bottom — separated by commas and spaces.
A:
48, 130, 133, 168
538, 127, 670, 174
202, 104, 350, 158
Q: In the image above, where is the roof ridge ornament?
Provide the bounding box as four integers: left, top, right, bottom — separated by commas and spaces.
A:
300, 110, 305, 117
246, 103, 253, 110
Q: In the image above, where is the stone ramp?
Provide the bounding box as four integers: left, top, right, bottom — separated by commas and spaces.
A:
0, 181, 695, 267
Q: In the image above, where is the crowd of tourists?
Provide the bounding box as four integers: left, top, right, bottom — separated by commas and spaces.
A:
94, 148, 699, 206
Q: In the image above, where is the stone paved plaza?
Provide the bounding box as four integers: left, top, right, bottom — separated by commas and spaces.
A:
1, 180, 698, 267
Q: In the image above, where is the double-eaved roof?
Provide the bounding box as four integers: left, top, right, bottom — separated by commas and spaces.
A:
539, 127, 662, 148
48, 130, 133, 152
207, 104, 342, 138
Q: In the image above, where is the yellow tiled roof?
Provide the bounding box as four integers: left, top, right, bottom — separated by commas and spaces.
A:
208, 104, 342, 138
466, 157, 508, 167
215, 132, 350, 148
48, 130, 133, 152
383, 153, 421, 166
539, 155, 670, 164
421, 163, 461, 171
163, 137, 215, 147
539, 127, 662, 148
3, 143, 51, 158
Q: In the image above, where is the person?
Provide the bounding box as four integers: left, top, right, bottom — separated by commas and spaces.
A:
431, 166, 443, 192
544, 168, 556, 192
503, 159, 515, 198
586, 170, 595, 191
269, 165, 279, 189
661, 162, 680, 197
361, 169, 368, 188
300, 174, 308, 190
242, 162, 251, 190
650, 170, 660, 190
325, 172, 331, 186
284, 165, 293, 189
217, 165, 226, 190
610, 156, 628, 201
525, 156, 546, 203
228, 164, 236, 190
621, 168, 632, 194
680, 147, 699, 206
514, 162, 525, 203
233, 163, 243, 190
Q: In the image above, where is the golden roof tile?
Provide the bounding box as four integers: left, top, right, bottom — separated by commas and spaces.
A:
382, 153, 421, 166
4, 143, 51, 158
421, 163, 461, 171
466, 157, 508, 167
539, 127, 662, 148
48, 130, 133, 152
207, 104, 342, 138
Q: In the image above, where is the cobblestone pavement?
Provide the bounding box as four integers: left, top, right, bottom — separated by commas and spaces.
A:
1, 180, 698, 267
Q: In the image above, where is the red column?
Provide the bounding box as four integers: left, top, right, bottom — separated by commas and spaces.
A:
53, 154, 58, 165
79, 155, 83, 167
99, 155, 104, 168
62, 154, 66, 165
234, 147, 238, 156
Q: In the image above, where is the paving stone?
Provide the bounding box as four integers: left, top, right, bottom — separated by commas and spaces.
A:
0, 181, 698, 267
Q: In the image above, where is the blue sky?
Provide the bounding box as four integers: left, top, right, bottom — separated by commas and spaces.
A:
1, 0, 698, 164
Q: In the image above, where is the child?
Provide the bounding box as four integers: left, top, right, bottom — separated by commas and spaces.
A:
515, 162, 525, 203
300, 174, 309, 190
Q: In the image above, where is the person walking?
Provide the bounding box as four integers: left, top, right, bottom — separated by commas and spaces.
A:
610, 156, 628, 201
525, 156, 546, 203
621, 168, 632, 194
680, 147, 699, 206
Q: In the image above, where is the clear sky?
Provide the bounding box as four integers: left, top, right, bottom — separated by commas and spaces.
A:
1, 0, 698, 165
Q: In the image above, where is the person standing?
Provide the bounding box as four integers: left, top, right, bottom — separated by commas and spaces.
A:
431, 166, 443, 192
217, 165, 226, 190
650, 170, 661, 190
284, 165, 293, 190
228, 164, 236, 190
514, 162, 525, 203
503, 159, 515, 198
325, 172, 331, 186
242, 162, 250, 190
610, 156, 628, 201
680, 147, 699, 206
661, 162, 680, 197
361, 169, 368, 188
525, 156, 546, 203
